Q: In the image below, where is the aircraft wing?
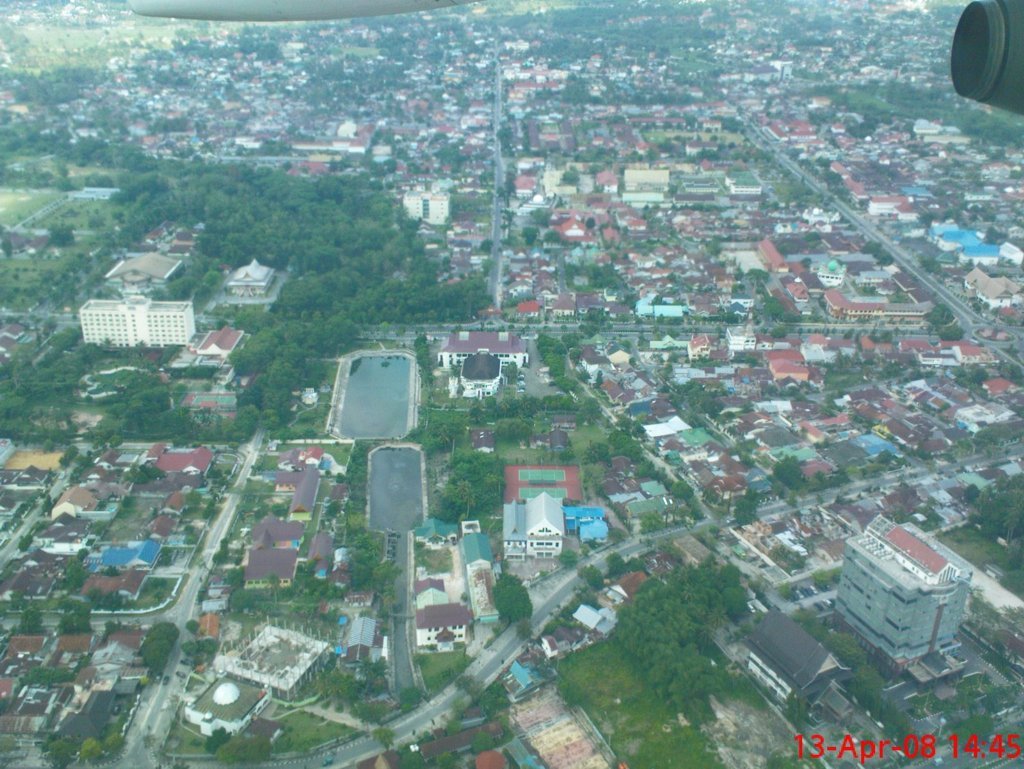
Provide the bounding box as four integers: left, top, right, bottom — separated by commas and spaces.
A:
129, 0, 483, 21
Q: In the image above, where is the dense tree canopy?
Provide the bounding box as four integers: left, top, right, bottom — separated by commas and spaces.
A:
140, 622, 180, 674
613, 563, 747, 722
0, 163, 490, 439
972, 475, 1024, 591
438, 451, 504, 522
493, 573, 533, 624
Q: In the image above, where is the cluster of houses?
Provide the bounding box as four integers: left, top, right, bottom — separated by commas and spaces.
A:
1, 444, 216, 605
568, 322, 1023, 508
0, 626, 154, 746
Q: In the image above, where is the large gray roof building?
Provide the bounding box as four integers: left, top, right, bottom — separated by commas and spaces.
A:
836, 516, 971, 670
746, 610, 850, 702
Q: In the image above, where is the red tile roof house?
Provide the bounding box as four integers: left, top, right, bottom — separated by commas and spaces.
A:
147, 444, 213, 475
277, 446, 324, 471
192, 326, 243, 360
516, 300, 541, 319
81, 569, 147, 601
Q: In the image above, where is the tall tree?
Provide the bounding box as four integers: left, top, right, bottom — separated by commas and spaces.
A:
493, 573, 533, 625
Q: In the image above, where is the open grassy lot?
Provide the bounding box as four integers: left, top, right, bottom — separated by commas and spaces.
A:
271, 710, 355, 754
166, 721, 206, 755
0, 189, 63, 226
417, 650, 470, 695
35, 199, 119, 233
135, 576, 177, 609
495, 423, 606, 469
332, 45, 380, 58
940, 527, 1011, 572
558, 642, 725, 769
104, 500, 152, 542
0, 250, 82, 310
1, 21, 199, 72
414, 544, 453, 574
644, 129, 746, 145
286, 399, 333, 438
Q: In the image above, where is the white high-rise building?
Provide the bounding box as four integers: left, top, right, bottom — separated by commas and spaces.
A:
80, 297, 196, 347
402, 190, 450, 225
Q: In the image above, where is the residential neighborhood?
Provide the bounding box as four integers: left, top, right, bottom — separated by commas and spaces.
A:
0, 1, 1022, 769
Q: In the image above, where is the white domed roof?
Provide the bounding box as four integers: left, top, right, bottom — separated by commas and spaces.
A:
213, 682, 240, 706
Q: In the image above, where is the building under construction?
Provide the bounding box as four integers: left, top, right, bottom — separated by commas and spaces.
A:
212, 624, 331, 700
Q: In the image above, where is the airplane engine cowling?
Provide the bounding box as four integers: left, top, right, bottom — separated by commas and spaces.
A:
952, 0, 1024, 116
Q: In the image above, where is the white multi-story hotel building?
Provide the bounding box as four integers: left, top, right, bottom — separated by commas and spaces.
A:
80, 297, 196, 347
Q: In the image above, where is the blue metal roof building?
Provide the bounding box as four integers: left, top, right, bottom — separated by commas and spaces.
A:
561, 505, 605, 533
91, 540, 161, 571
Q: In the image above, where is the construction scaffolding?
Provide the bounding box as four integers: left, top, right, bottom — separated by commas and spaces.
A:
213, 623, 331, 700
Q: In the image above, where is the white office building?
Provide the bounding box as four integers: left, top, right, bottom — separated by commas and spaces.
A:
80, 297, 196, 347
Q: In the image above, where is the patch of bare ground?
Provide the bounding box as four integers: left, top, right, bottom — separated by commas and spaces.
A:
703, 696, 793, 769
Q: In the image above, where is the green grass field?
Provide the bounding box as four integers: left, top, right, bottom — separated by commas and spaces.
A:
940, 527, 1009, 571
0, 189, 63, 226
272, 710, 355, 754
2, 21, 199, 71
414, 544, 453, 574
559, 642, 725, 769
134, 576, 176, 609
35, 200, 119, 232
333, 45, 379, 58
166, 721, 206, 755
0, 253, 77, 310
417, 651, 470, 695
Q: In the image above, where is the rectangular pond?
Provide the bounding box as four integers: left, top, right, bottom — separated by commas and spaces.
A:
335, 353, 414, 439
368, 446, 424, 533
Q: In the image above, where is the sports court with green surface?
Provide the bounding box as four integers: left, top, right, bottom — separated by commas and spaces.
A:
504, 464, 582, 503
181, 392, 237, 416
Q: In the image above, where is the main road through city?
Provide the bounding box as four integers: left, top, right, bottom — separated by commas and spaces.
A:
487, 43, 505, 309
742, 116, 1023, 360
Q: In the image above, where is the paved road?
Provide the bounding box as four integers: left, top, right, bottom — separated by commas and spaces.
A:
120, 428, 266, 769
0, 470, 68, 569
487, 43, 505, 309
744, 119, 1023, 362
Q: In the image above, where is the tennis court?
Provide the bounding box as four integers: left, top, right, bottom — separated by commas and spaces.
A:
518, 468, 566, 483
504, 464, 582, 503
182, 392, 237, 414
